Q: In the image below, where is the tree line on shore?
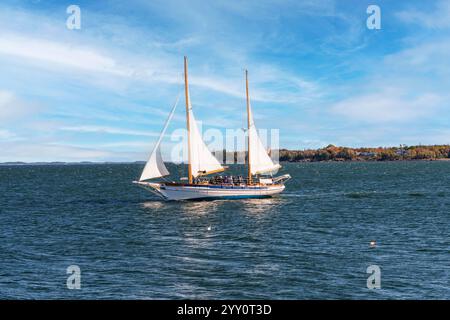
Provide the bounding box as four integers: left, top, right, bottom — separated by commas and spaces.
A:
278, 144, 450, 162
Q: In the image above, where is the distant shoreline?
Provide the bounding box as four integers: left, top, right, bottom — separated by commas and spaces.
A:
3, 145, 450, 165
1, 159, 449, 166
278, 144, 450, 162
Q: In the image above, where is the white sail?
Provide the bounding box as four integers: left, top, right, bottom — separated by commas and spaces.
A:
139, 95, 179, 181
248, 103, 281, 175
188, 103, 224, 178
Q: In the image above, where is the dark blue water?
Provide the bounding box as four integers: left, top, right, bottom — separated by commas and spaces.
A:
1, 162, 449, 299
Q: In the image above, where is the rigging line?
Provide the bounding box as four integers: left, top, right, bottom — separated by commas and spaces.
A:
139, 90, 182, 181
159, 88, 182, 161
158, 91, 181, 147
161, 176, 171, 182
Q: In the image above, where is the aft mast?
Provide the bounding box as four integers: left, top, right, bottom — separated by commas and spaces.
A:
184, 56, 193, 184
245, 69, 252, 185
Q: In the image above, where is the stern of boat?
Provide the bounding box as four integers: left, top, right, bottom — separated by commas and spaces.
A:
259, 174, 291, 186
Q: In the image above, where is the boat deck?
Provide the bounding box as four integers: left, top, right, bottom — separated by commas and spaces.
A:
162, 182, 278, 188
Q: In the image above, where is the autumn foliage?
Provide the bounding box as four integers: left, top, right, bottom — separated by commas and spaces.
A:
279, 145, 450, 162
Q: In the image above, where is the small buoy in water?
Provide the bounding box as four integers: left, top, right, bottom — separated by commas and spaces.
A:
370, 240, 376, 248
207, 226, 212, 231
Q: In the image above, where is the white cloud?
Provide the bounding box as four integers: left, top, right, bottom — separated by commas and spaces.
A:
331, 90, 442, 123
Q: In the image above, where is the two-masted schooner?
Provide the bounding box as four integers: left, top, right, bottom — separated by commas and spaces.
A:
133, 57, 291, 200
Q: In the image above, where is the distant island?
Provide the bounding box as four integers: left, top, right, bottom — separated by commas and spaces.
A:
222, 144, 450, 162
278, 144, 450, 162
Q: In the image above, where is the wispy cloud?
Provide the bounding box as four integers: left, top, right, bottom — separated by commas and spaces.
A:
0, 31, 316, 105
384, 40, 450, 79
59, 125, 160, 137
0, 129, 17, 140
0, 33, 130, 76
0, 142, 125, 162
331, 89, 442, 123
0, 90, 39, 121
396, 0, 450, 29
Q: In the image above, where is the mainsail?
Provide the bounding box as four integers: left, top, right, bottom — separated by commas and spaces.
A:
139, 95, 179, 181
248, 103, 281, 175
183, 56, 224, 179
246, 70, 281, 176
186, 91, 224, 178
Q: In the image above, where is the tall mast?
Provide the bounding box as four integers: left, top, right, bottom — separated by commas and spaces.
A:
184, 56, 193, 184
245, 69, 252, 184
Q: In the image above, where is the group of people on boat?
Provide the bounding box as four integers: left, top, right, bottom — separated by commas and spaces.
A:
192, 175, 247, 186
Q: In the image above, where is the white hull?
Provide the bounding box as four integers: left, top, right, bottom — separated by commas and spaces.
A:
134, 181, 285, 201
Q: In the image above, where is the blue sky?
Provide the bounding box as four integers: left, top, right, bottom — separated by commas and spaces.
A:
0, 0, 449, 162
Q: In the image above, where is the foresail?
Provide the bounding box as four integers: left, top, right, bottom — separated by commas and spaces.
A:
188, 108, 224, 178
248, 104, 281, 175
139, 145, 170, 181
139, 95, 179, 181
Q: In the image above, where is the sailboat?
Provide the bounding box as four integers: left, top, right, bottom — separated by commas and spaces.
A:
133, 57, 291, 200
